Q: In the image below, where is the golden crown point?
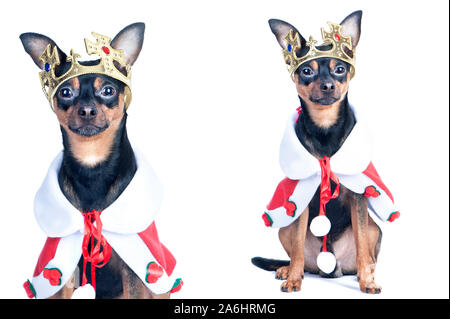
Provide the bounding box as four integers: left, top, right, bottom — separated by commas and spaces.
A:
282, 22, 356, 81
39, 32, 132, 112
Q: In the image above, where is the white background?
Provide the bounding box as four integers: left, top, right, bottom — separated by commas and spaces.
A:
0, 0, 448, 299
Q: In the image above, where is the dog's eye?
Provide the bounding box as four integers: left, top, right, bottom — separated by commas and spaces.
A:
101, 86, 116, 97
333, 66, 346, 75
59, 88, 73, 99
301, 67, 314, 77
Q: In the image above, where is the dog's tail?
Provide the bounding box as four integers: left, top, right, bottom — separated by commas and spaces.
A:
251, 257, 289, 271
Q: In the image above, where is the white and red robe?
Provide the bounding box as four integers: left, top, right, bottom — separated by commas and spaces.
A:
262, 106, 399, 235
23, 148, 182, 299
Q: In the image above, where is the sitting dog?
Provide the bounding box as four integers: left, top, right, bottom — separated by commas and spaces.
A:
20, 23, 182, 299
252, 11, 400, 294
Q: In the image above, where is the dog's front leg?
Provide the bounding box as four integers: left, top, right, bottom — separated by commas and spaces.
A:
350, 194, 381, 294
280, 207, 309, 292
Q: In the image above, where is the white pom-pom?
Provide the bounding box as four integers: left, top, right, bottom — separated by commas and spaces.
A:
71, 284, 95, 299
316, 251, 337, 274
310, 215, 331, 237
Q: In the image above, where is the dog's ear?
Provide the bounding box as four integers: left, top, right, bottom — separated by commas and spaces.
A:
340, 10, 362, 48
268, 19, 306, 52
111, 22, 145, 66
20, 33, 65, 69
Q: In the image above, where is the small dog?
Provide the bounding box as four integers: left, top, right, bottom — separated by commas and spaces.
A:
21, 23, 181, 299
252, 11, 399, 294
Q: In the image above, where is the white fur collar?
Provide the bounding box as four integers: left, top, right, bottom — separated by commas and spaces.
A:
34, 147, 163, 237
279, 106, 372, 180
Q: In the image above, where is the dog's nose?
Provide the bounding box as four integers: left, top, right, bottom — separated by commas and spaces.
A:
320, 82, 335, 92
78, 105, 98, 120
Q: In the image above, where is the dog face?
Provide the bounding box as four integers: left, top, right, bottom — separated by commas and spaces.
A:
20, 23, 145, 166
269, 12, 362, 127
294, 57, 351, 107
53, 74, 125, 137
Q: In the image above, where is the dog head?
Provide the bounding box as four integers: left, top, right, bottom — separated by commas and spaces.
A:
269, 11, 362, 127
20, 23, 145, 166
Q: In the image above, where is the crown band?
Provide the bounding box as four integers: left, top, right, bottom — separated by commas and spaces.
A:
39, 32, 132, 111
283, 22, 356, 81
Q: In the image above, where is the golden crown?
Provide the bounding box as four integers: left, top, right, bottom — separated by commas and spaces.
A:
283, 22, 356, 81
39, 32, 132, 111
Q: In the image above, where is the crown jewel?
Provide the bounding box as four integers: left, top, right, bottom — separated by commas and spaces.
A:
283, 22, 356, 81
39, 32, 132, 111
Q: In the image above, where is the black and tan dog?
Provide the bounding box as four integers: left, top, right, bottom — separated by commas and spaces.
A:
20, 23, 171, 299
252, 11, 386, 294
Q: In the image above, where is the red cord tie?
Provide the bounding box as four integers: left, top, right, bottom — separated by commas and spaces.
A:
318, 156, 340, 252
81, 209, 111, 291
318, 156, 340, 216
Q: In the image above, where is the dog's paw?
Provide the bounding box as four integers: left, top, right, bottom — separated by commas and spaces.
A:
275, 266, 289, 280
280, 279, 302, 292
358, 264, 381, 294
359, 280, 382, 294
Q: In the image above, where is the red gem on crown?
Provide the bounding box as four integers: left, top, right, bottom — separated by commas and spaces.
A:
102, 46, 110, 55
334, 33, 341, 41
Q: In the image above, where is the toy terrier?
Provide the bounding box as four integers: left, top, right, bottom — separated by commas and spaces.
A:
21, 23, 182, 299
252, 11, 400, 294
